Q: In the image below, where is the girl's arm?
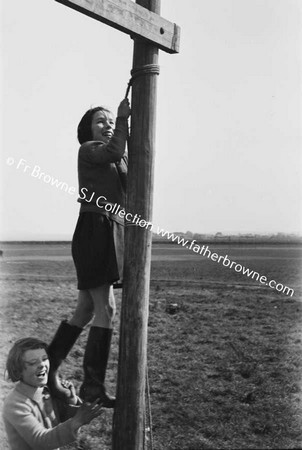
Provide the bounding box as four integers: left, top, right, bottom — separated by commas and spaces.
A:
4, 400, 78, 449
3, 395, 102, 450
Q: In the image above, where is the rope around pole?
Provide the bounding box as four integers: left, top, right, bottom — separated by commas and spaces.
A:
125, 64, 160, 98
125, 63, 160, 140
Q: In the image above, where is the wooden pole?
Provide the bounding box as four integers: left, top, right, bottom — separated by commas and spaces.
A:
112, 1, 160, 448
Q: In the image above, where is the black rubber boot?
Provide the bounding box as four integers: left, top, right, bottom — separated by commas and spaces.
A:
79, 327, 115, 408
47, 320, 82, 400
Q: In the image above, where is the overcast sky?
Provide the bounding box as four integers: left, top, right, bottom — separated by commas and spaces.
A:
1, 0, 301, 240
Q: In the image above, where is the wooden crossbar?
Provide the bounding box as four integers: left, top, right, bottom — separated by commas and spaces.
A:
55, 0, 180, 53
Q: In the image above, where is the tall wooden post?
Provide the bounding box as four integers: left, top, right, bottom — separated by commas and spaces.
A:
112, 1, 160, 448
54, 1, 179, 447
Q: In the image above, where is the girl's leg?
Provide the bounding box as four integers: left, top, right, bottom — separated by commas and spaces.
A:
69, 290, 94, 328
48, 290, 94, 400
80, 284, 116, 407
89, 284, 116, 328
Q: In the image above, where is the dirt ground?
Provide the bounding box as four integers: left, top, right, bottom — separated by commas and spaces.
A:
0, 243, 301, 449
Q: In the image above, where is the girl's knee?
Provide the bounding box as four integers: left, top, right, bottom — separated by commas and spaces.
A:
70, 291, 94, 327
89, 285, 116, 326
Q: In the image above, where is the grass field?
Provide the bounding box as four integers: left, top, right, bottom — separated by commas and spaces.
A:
0, 242, 301, 449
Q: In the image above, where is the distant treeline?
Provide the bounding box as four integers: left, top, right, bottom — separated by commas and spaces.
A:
152, 234, 302, 245
1, 235, 302, 246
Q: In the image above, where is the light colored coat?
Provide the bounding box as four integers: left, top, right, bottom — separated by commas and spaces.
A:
3, 381, 79, 450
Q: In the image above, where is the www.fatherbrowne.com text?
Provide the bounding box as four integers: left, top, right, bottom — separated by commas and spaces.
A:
7, 157, 294, 298
156, 228, 295, 297
83, 191, 294, 297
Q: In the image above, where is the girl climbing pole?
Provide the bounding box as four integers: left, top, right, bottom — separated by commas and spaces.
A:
47, 97, 131, 408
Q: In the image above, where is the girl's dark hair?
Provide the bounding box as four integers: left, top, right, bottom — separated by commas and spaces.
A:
6, 338, 48, 382
77, 106, 111, 144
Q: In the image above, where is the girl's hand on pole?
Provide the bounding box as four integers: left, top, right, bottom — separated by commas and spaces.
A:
117, 98, 131, 119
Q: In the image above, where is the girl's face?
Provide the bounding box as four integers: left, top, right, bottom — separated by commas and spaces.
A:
91, 110, 115, 143
21, 348, 49, 388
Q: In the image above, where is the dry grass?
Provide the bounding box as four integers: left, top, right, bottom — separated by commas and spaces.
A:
0, 243, 301, 449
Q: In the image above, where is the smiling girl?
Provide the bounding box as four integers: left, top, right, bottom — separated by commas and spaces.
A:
2, 338, 103, 450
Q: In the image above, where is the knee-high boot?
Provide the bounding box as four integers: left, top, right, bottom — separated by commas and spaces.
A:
79, 326, 115, 408
47, 320, 82, 400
